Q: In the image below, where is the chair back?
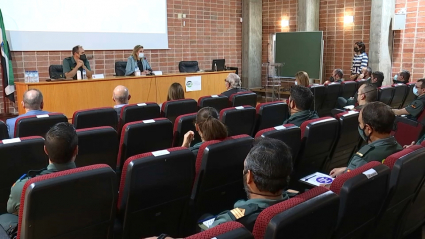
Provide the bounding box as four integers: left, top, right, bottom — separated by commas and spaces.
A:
15, 113, 68, 138
161, 99, 198, 125
341, 81, 357, 99
319, 83, 342, 117
220, 106, 256, 136
198, 95, 229, 113
115, 61, 127, 76
377, 86, 395, 105
391, 84, 409, 109
0, 120, 8, 140
179, 61, 199, 73
73, 107, 118, 130
254, 102, 289, 133
309, 85, 326, 112
48, 65, 64, 79
229, 92, 257, 107
173, 113, 201, 147
401, 83, 417, 109
119, 103, 160, 129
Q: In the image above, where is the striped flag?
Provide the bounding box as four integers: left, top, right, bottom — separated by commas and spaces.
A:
0, 9, 14, 102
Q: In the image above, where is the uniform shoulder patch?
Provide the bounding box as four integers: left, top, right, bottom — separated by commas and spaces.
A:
230, 208, 246, 219
356, 145, 374, 158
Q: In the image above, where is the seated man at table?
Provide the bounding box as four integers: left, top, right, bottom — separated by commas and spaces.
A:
283, 85, 319, 127
6, 89, 49, 138
221, 73, 248, 97
112, 85, 131, 117
392, 78, 425, 121
63, 45, 93, 79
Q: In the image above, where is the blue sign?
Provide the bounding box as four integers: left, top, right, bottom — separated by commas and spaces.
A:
316, 177, 333, 184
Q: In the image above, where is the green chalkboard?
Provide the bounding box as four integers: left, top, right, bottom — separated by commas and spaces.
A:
275, 31, 323, 79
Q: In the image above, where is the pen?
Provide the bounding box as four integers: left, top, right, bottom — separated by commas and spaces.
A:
304, 174, 316, 181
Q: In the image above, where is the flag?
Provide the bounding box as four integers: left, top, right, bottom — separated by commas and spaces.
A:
0, 9, 14, 102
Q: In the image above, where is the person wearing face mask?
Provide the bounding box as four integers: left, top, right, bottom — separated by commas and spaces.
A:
357, 66, 372, 81
350, 41, 369, 80
325, 69, 343, 84
393, 70, 410, 84
283, 85, 318, 127
332, 84, 377, 117
63, 45, 93, 79
392, 78, 425, 121
330, 102, 402, 178
125, 45, 152, 76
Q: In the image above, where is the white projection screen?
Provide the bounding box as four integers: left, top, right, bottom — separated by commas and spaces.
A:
0, 0, 168, 51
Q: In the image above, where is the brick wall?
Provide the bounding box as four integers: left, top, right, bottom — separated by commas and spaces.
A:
0, 0, 242, 114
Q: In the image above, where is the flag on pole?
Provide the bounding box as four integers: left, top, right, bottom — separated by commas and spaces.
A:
0, 9, 14, 102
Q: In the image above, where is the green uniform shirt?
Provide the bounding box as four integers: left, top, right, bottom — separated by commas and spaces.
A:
347, 137, 402, 171
405, 94, 425, 120
7, 162, 76, 214
283, 110, 319, 127
190, 142, 203, 157
62, 57, 91, 79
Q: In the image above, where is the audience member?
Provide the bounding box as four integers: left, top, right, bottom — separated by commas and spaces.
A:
325, 69, 343, 84
370, 71, 384, 88
336, 83, 377, 112
0, 122, 78, 230
283, 85, 318, 126
112, 85, 131, 117
357, 66, 372, 81
63, 45, 93, 79
350, 41, 369, 80
6, 89, 49, 138
392, 78, 425, 121
181, 107, 227, 156
295, 71, 310, 87
330, 102, 402, 177
167, 83, 185, 101
393, 70, 411, 84
221, 73, 248, 97
125, 45, 152, 76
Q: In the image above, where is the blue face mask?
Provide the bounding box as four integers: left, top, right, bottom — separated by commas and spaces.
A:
413, 87, 419, 96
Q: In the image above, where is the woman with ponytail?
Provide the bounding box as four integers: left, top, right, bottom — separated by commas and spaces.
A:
182, 107, 228, 156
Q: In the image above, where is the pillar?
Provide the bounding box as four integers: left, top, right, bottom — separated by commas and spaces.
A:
297, 0, 320, 31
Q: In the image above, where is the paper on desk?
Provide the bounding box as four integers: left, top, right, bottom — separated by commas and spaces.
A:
185, 76, 202, 92
299, 172, 334, 186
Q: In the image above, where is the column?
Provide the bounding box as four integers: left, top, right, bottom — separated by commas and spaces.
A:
297, 0, 320, 31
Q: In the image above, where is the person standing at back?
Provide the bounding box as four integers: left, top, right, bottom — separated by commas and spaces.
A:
221, 73, 248, 97
63, 45, 93, 79
125, 45, 153, 76
350, 41, 368, 80
283, 85, 319, 127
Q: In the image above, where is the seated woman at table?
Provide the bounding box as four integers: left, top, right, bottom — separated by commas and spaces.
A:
125, 45, 152, 76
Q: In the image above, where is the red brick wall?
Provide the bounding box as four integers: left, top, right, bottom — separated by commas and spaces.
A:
0, 0, 242, 114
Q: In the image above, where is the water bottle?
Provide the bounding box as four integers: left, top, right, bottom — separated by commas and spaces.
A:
30, 71, 34, 82
77, 70, 82, 80
24, 71, 29, 83
35, 71, 39, 82
214, 63, 217, 71
135, 67, 141, 76
82, 69, 87, 79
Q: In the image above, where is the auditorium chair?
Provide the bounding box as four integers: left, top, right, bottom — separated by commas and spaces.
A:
377, 86, 395, 106
17, 164, 117, 239
48, 64, 64, 79
197, 95, 229, 112
117, 148, 195, 238
73, 107, 118, 130
340, 81, 357, 99
309, 84, 326, 112
115, 61, 127, 76
117, 118, 173, 171
14, 113, 68, 138
325, 111, 361, 173
319, 82, 342, 117
330, 161, 390, 239
161, 99, 198, 125
371, 146, 425, 238
390, 83, 409, 109
191, 135, 253, 218
178, 61, 200, 73
220, 106, 256, 136
76, 126, 118, 169
0, 120, 8, 140
255, 124, 301, 162
228, 92, 257, 107
254, 102, 289, 133
0, 137, 48, 214
173, 113, 201, 147
355, 79, 368, 90
118, 102, 160, 129
392, 109, 425, 146
252, 187, 339, 239
186, 222, 254, 239
401, 82, 417, 109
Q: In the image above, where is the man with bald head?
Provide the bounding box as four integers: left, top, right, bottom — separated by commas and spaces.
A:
112, 85, 131, 117
6, 89, 49, 138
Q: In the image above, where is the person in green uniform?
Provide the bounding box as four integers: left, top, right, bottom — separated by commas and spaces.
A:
0, 122, 78, 231
393, 78, 425, 121
63, 45, 93, 79
330, 102, 402, 177
182, 107, 228, 157
283, 85, 318, 127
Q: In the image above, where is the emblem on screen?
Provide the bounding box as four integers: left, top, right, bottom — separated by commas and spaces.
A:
186, 81, 193, 87
316, 177, 333, 184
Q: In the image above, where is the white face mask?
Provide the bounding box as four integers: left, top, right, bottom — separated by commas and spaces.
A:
138, 53, 144, 59
294, 81, 298, 85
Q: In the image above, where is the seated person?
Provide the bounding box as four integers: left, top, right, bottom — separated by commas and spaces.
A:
160, 83, 185, 109
356, 66, 372, 81
325, 69, 344, 84
63, 45, 93, 79
295, 71, 310, 87
392, 78, 425, 121
283, 85, 318, 127
181, 107, 227, 156
332, 83, 377, 116
6, 89, 49, 138
393, 70, 410, 84
112, 85, 131, 117
0, 122, 78, 229
206, 137, 293, 230
369, 70, 384, 88
221, 73, 248, 97
330, 102, 402, 177
125, 45, 152, 76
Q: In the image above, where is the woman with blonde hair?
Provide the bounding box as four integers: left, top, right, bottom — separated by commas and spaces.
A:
295, 71, 310, 87
125, 45, 152, 76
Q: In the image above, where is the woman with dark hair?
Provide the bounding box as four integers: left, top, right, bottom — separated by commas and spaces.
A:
182, 107, 228, 156
167, 82, 185, 101
350, 41, 369, 80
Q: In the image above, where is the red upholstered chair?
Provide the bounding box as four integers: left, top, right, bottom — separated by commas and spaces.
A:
255, 124, 300, 162
254, 102, 289, 134
309, 85, 326, 112
172, 113, 201, 147
17, 164, 117, 239
340, 81, 357, 99
186, 221, 253, 239
329, 161, 390, 238
401, 82, 417, 109
220, 106, 256, 136
377, 86, 395, 106
191, 135, 253, 218
0, 136, 48, 214
371, 146, 425, 238
118, 102, 160, 129
252, 187, 339, 239
392, 109, 425, 146
14, 113, 68, 138
319, 82, 342, 117
76, 126, 118, 169
161, 99, 198, 125
391, 84, 409, 109
198, 95, 229, 113
72, 107, 118, 130
117, 147, 195, 238
228, 91, 257, 107
0, 120, 8, 140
